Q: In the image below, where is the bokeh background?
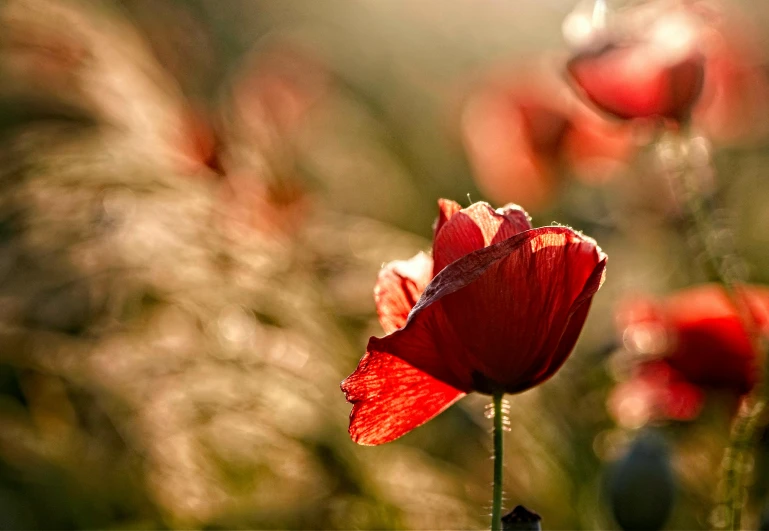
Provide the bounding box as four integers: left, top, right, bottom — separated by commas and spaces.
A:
2, 0, 769, 529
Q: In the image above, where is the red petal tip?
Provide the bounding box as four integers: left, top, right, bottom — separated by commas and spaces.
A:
434, 199, 463, 236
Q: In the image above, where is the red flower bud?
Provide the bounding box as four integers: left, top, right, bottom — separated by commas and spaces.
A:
342, 200, 607, 445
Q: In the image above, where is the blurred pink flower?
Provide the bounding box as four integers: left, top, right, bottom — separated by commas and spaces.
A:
461, 65, 636, 211
196, 41, 330, 237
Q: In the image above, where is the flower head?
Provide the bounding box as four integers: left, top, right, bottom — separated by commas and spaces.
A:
461, 66, 635, 210
566, 2, 705, 123
609, 284, 769, 427
566, 1, 769, 141
342, 199, 607, 445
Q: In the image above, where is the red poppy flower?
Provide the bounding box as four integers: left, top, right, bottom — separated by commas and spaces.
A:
610, 284, 769, 425
566, 4, 705, 123
461, 66, 635, 210
341, 199, 607, 445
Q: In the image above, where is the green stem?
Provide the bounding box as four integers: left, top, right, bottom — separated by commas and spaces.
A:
669, 131, 768, 530
491, 390, 505, 531
723, 385, 768, 529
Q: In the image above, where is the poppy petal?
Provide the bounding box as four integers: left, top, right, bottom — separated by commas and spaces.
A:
608, 363, 705, 427
432, 202, 533, 274
567, 46, 704, 121
367, 307, 473, 392
341, 350, 465, 445
376, 227, 604, 394
437, 228, 606, 391
665, 286, 759, 395
519, 293, 594, 391
433, 198, 463, 238
374, 252, 433, 334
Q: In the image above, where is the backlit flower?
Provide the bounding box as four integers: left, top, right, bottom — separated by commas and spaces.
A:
566, 1, 769, 141
566, 2, 705, 123
342, 199, 607, 445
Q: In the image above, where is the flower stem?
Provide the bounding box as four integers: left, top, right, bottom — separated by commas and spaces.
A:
725, 397, 767, 529
491, 390, 505, 531
668, 130, 768, 530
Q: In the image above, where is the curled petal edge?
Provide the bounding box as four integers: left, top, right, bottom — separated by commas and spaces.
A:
418, 226, 605, 326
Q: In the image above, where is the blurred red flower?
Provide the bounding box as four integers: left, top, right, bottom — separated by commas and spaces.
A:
342, 199, 607, 445
195, 41, 327, 238
461, 65, 636, 210
566, 0, 769, 141
610, 284, 769, 427
566, 4, 705, 123
609, 361, 705, 427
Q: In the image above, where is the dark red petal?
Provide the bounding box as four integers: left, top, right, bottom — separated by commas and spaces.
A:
515, 295, 593, 392
381, 226, 605, 394
664, 380, 705, 421
432, 202, 533, 275
672, 315, 755, 394
665, 286, 758, 395
437, 228, 606, 392
374, 252, 433, 334
433, 199, 463, 238
567, 45, 704, 121
341, 350, 465, 445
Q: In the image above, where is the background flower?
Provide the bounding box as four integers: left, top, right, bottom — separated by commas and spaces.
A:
461, 63, 635, 211
566, 1, 706, 123
609, 285, 769, 427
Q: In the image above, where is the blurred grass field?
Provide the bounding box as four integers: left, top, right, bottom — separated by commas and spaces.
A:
0, 0, 769, 529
